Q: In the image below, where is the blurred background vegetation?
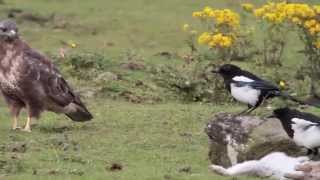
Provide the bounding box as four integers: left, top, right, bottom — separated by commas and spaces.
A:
0, 0, 317, 104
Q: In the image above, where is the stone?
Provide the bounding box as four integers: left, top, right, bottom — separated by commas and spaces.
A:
8, 142, 27, 153
205, 113, 304, 167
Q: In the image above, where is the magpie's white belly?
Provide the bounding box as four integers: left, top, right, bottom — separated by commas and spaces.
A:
230, 84, 260, 106
293, 126, 320, 149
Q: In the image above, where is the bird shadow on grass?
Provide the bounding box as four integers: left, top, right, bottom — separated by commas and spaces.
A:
38, 123, 96, 134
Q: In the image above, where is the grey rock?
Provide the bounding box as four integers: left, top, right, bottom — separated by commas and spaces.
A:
205, 113, 304, 167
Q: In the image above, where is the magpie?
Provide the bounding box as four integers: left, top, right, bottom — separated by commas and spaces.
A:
271, 107, 320, 156
212, 64, 307, 115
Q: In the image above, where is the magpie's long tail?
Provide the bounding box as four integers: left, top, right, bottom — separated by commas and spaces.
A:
277, 91, 306, 105
275, 91, 320, 107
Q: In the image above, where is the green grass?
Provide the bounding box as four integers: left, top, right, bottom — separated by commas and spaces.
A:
0, 99, 256, 180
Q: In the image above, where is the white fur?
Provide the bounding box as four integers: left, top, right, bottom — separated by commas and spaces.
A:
210, 152, 308, 180
292, 118, 320, 149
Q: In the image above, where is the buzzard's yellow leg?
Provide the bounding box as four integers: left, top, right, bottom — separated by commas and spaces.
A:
22, 116, 32, 132
12, 116, 20, 130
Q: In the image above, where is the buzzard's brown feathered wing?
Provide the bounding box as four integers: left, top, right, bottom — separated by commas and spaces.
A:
22, 46, 92, 121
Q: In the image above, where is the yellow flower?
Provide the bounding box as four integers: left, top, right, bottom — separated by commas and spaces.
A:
192, 11, 203, 17
264, 13, 277, 22
208, 41, 217, 48
203, 6, 213, 14
68, 40, 77, 48
315, 40, 320, 49
253, 2, 318, 26
279, 80, 286, 89
291, 17, 302, 25
309, 27, 317, 35
315, 24, 320, 32
190, 30, 197, 35
304, 20, 313, 28
242, 3, 254, 12
198, 32, 211, 44
193, 7, 239, 28
182, 24, 189, 31
314, 5, 320, 14
254, 8, 265, 17
221, 36, 232, 47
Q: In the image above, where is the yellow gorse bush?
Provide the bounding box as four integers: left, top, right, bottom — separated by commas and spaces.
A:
193, 6, 239, 29
241, 3, 254, 13
198, 32, 233, 48
192, 6, 240, 49
253, 2, 320, 48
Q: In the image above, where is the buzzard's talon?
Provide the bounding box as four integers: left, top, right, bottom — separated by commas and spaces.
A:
21, 128, 31, 132
11, 127, 21, 131
22, 116, 32, 132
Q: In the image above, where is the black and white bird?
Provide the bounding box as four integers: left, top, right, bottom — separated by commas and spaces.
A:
271, 107, 320, 155
212, 64, 306, 114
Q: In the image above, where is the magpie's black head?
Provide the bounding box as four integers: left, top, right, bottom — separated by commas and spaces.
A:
272, 107, 295, 121
212, 64, 242, 79
271, 107, 295, 138
273, 107, 291, 117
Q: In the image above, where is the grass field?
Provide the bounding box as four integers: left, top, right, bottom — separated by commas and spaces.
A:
0, 0, 319, 179
0, 99, 259, 180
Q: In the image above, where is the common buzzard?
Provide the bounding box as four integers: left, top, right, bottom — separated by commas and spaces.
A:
0, 20, 92, 132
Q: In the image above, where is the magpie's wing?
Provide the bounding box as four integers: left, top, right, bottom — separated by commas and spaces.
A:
241, 70, 265, 81
248, 80, 279, 91
232, 79, 279, 91
294, 112, 320, 125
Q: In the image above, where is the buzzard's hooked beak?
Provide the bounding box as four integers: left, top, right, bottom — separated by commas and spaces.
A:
8, 30, 17, 38
6, 30, 18, 39
0, 30, 18, 39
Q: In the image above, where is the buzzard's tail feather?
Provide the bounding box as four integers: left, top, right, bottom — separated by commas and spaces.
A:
65, 103, 93, 122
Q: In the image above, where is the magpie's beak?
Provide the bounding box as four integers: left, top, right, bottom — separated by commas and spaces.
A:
267, 114, 276, 118
211, 70, 219, 74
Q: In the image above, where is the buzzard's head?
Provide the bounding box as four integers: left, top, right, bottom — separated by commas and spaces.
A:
0, 20, 18, 41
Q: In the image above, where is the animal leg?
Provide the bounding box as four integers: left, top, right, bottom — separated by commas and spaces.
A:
261, 92, 271, 106
237, 105, 259, 116
12, 116, 19, 130
10, 105, 22, 130
210, 165, 230, 176
237, 106, 252, 116
245, 105, 259, 115
210, 160, 260, 176
22, 116, 32, 132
